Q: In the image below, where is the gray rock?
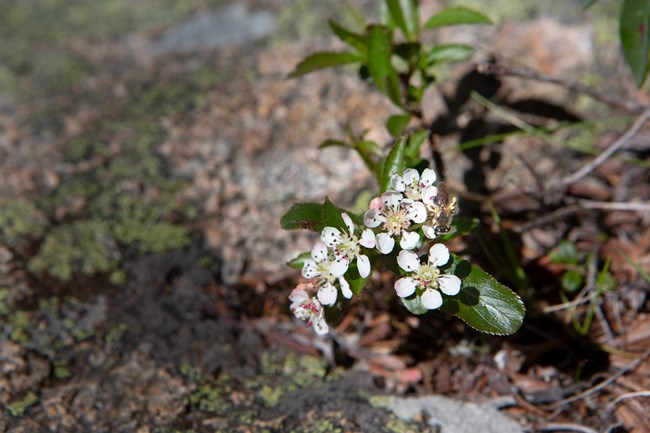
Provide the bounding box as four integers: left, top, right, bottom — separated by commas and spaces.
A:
389, 395, 522, 433
153, 3, 276, 55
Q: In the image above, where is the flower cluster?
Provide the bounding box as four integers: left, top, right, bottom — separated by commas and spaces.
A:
289, 167, 462, 335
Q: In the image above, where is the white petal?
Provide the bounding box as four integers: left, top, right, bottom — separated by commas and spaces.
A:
357, 255, 371, 278
399, 231, 420, 250
311, 242, 329, 262
428, 244, 450, 267
422, 186, 438, 205
381, 191, 403, 208
321, 227, 342, 248
402, 168, 419, 185
438, 274, 461, 296
359, 229, 376, 248
397, 250, 420, 272
289, 287, 309, 304
422, 225, 437, 240
329, 258, 349, 277
341, 212, 355, 234
395, 277, 417, 298
302, 259, 319, 279
390, 174, 406, 192
406, 201, 427, 224
420, 168, 437, 187
317, 283, 337, 306
364, 208, 385, 228
339, 277, 352, 298
313, 316, 329, 335
421, 289, 443, 309
376, 233, 395, 254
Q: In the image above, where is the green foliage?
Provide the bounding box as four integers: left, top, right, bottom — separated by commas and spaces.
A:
282, 0, 526, 336
620, 0, 650, 87
6, 391, 39, 417
28, 220, 119, 281
0, 198, 47, 249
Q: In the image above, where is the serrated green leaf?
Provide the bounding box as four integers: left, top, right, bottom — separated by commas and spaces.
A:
380, 137, 406, 193
440, 256, 525, 335
424, 6, 492, 29
288, 51, 363, 78
280, 202, 324, 231
562, 270, 584, 293
287, 251, 312, 269
386, 114, 411, 136
426, 44, 476, 64
367, 25, 402, 107
620, 0, 650, 87
329, 20, 367, 55
322, 197, 347, 230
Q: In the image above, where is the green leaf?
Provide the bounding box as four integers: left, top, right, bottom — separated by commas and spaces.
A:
288, 51, 363, 78
562, 270, 584, 293
380, 137, 406, 193
346, 262, 371, 295
435, 217, 480, 243
280, 202, 323, 231
424, 6, 492, 29
426, 44, 476, 64
385, 0, 420, 41
322, 197, 347, 230
404, 129, 428, 161
287, 251, 312, 269
319, 138, 351, 149
357, 139, 382, 172
440, 257, 525, 335
549, 241, 579, 265
329, 20, 367, 55
620, 0, 650, 87
367, 25, 402, 106
402, 295, 428, 315
386, 114, 411, 136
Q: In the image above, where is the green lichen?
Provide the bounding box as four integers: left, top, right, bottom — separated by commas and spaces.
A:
259, 384, 283, 408
10, 310, 31, 344
6, 391, 39, 417
53, 359, 72, 380
0, 198, 47, 249
28, 220, 120, 281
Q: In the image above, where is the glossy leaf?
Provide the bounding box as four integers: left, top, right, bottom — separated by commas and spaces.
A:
322, 197, 348, 230
424, 6, 492, 29
440, 256, 525, 335
288, 51, 363, 78
329, 20, 367, 55
357, 139, 382, 172
426, 44, 476, 64
287, 251, 312, 269
386, 114, 411, 136
280, 202, 323, 231
620, 0, 650, 87
404, 129, 428, 161
367, 25, 402, 106
385, 0, 419, 41
319, 138, 350, 149
380, 137, 406, 193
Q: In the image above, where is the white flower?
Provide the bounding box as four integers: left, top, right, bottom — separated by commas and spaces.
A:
321, 212, 375, 278
394, 244, 461, 310
390, 168, 437, 201
302, 242, 352, 306
289, 285, 329, 335
364, 192, 421, 254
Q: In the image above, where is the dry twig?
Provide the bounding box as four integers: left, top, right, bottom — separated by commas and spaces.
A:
558, 109, 650, 187
606, 390, 650, 411
533, 423, 598, 433
548, 350, 650, 409
479, 61, 644, 114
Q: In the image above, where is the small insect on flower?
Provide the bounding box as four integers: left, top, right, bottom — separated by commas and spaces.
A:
423, 182, 458, 239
